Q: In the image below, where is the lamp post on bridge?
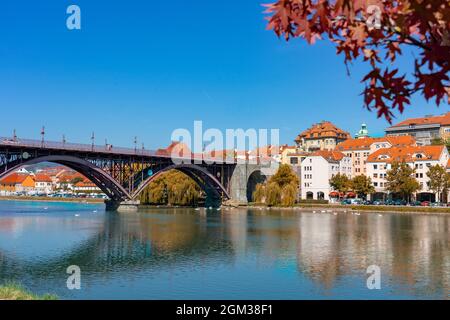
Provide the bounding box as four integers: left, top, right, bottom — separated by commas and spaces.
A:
62, 134, 66, 147
13, 129, 17, 142
91, 132, 95, 152
134, 136, 138, 154
41, 126, 45, 148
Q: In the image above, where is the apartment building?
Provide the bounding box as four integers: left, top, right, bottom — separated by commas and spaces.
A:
336, 135, 416, 176
366, 145, 449, 202
34, 174, 53, 194
300, 150, 352, 201
385, 112, 450, 145
295, 121, 351, 152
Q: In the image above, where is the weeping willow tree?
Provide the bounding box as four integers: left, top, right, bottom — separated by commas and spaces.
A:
253, 164, 299, 206
140, 170, 202, 206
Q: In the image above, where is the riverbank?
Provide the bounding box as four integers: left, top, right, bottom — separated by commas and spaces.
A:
244, 203, 450, 214
0, 195, 104, 204
1, 197, 449, 214
0, 283, 57, 300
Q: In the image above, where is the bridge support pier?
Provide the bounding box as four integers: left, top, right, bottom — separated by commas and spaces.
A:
105, 200, 140, 212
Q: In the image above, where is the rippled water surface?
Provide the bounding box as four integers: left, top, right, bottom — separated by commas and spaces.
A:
0, 200, 448, 299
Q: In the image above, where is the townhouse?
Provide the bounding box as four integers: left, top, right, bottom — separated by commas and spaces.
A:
0, 173, 35, 195
366, 145, 449, 202
300, 150, 352, 201
335, 135, 416, 176
34, 174, 53, 194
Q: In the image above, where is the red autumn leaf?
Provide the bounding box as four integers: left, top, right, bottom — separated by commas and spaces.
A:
264, 0, 450, 123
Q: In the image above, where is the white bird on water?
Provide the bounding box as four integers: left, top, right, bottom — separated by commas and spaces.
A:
75, 214, 80, 217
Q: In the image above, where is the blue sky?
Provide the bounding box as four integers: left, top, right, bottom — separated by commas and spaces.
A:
0, 0, 447, 149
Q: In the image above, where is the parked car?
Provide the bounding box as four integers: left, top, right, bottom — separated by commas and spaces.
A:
420, 201, 430, 207
430, 202, 445, 207
410, 201, 422, 206
372, 200, 384, 205
393, 199, 407, 206
341, 199, 352, 205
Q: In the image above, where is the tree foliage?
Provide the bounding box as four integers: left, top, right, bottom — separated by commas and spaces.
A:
269, 163, 300, 188
281, 183, 297, 206
253, 164, 299, 206
385, 161, 420, 201
253, 183, 266, 203
426, 164, 450, 202
350, 174, 375, 198
266, 182, 282, 206
265, 0, 450, 122
431, 137, 450, 152
329, 173, 351, 193
140, 170, 202, 206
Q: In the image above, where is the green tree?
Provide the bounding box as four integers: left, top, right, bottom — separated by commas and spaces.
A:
329, 173, 351, 194
350, 175, 375, 200
426, 164, 449, 203
385, 162, 420, 202
70, 177, 84, 185
431, 137, 450, 152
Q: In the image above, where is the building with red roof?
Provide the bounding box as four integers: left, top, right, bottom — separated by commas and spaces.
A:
300, 150, 352, 201
0, 173, 35, 194
34, 174, 53, 194
336, 135, 416, 176
385, 112, 450, 146
366, 145, 450, 202
295, 121, 351, 152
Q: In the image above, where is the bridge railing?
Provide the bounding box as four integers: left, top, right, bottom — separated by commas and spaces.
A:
0, 137, 158, 157
0, 137, 278, 166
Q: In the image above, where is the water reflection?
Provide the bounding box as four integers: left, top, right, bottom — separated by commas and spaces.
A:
0, 202, 448, 299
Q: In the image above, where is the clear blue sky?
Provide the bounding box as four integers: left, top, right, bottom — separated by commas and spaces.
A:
0, 1, 447, 149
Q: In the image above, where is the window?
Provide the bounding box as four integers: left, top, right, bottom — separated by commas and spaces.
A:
290, 157, 298, 165
373, 173, 378, 178
374, 182, 378, 187
373, 165, 378, 170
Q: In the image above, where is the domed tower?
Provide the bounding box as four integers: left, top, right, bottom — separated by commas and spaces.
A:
355, 123, 369, 139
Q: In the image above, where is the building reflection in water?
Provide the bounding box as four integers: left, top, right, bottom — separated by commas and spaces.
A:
0, 206, 448, 299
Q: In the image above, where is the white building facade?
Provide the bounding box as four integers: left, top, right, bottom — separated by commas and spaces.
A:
366, 145, 449, 202
301, 150, 352, 201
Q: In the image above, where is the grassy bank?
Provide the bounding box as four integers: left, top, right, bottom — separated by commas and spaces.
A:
247, 202, 450, 214
0, 195, 104, 204
351, 205, 450, 214
0, 283, 57, 300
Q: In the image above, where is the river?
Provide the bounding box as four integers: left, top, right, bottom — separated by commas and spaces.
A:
0, 200, 448, 299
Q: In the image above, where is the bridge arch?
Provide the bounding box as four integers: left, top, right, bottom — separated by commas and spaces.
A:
246, 170, 267, 202
0, 155, 131, 201
131, 164, 231, 203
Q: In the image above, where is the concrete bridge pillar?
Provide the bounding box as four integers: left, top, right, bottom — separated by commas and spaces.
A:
228, 163, 278, 205
105, 200, 140, 212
